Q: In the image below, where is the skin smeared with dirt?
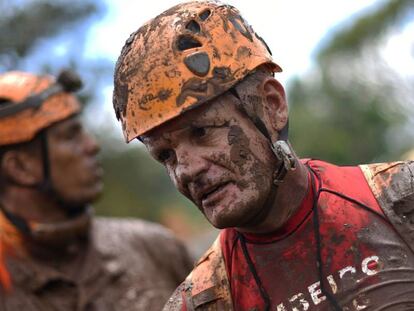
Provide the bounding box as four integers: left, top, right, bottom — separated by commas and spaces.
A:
141, 92, 306, 232
227, 124, 272, 217
228, 125, 249, 174
226, 122, 308, 233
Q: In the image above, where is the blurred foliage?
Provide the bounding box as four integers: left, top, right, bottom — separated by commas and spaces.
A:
0, 0, 112, 107
318, 0, 414, 58
0, 0, 98, 70
289, 0, 414, 164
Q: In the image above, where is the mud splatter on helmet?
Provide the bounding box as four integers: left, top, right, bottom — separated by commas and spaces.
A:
113, 0, 282, 142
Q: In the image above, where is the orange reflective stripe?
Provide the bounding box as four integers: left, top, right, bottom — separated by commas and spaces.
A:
0, 241, 11, 292
0, 211, 26, 293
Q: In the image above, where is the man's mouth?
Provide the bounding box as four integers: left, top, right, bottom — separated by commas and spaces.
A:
88, 161, 104, 180
200, 181, 233, 206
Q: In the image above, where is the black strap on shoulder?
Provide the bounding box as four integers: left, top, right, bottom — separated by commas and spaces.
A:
38, 130, 52, 192
0, 205, 31, 235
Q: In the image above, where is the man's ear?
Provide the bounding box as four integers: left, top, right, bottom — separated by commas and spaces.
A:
260, 77, 288, 140
1, 149, 42, 187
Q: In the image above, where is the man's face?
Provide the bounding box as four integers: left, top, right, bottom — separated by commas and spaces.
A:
47, 116, 103, 206
142, 93, 277, 229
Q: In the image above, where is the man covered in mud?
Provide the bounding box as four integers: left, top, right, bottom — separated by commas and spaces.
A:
0, 70, 192, 310
113, 1, 414, 310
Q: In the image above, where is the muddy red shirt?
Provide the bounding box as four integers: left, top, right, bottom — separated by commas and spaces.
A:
219, 160, 414, 310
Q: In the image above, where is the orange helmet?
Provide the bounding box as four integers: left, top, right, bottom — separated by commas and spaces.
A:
0, 70, 82, 146
113, 0, 282, 142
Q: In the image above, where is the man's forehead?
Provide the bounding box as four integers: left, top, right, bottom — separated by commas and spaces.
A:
141, 101, 216, 139
50, 114, 81, 133
140, 114, 195, 143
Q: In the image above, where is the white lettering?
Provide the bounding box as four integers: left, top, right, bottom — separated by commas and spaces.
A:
308, 281, 326, 305
288, 293, 310, 311
361, 256, 379, 276
276, 303, 287, 311
339, 266, 356, 279
353, 296, 369, 310
277, 255, 380, 311
327, 275, 338, 294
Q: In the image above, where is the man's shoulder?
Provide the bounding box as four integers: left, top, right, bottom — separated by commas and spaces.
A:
164, 233, 233, 311
92, 217, 185, 254
94, 216, 175, 239
361, 161, 414, 252
303, 158, 357, 171
93, 216, 193, 279
360, 160, 414, 201
360, 160, 413, 180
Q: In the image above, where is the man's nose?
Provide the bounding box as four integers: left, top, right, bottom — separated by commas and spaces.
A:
84, 132, 100, 155
174, 148, 208, 189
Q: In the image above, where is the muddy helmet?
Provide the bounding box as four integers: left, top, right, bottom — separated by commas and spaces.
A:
113, 0, 282, 142
0, 70, 82, 146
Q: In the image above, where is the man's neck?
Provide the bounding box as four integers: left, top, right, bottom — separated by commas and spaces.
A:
0, 185, 67, 223
0, 186, 91, 259
237, 160, 309, 235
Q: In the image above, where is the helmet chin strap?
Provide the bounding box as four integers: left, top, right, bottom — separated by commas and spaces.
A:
38, 129, 53, 193
228, 87, 296, 228
36, 128, 79, 208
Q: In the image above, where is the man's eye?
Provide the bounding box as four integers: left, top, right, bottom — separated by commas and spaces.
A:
191, 127, 207, 138
63, 126, 82, 140
157, 149, 174, 163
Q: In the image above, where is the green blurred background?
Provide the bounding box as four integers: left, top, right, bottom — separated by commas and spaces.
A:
1, 0, 413, 253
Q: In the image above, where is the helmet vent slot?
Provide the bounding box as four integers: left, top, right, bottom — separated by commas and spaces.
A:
199, 9, 211, 21
186, 20, 201, 33
177, 35, 202, 51
184, 52, 210, 76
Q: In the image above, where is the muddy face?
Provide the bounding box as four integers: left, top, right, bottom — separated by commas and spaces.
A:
47, 116, 103, 207
142, 93, 276, 229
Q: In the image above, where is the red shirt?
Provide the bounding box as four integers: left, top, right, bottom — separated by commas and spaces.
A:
220, 160, 414, 310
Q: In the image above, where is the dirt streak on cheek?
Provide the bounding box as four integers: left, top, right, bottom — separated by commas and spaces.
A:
228, 125, 270, 194
228, 125, 250, 176
227, 125, 264, 196
250, 160, 268, 192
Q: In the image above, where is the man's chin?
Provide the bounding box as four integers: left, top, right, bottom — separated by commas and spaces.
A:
60, 193, 101, 212
203, 202, 265, 230
204, 211, 242, 229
